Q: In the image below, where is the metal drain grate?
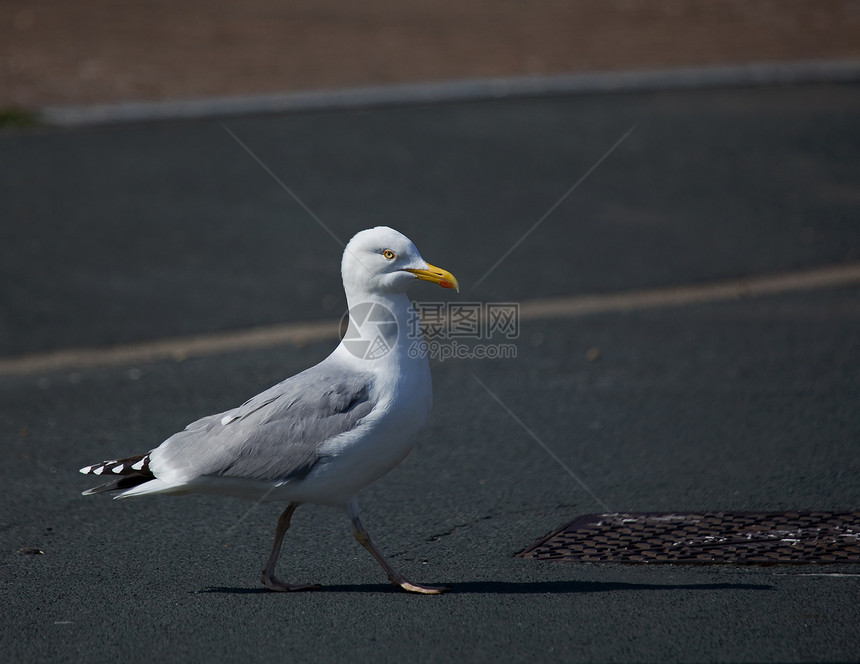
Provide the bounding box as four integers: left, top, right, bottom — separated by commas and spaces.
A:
517, 512, 860, 564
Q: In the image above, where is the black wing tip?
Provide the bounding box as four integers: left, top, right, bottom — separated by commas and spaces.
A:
81, 473, 152, 496
79, 453, 151, 476
79, 453, 153, 495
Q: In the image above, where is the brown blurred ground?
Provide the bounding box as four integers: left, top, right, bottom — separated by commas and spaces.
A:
2, 0, 860, 108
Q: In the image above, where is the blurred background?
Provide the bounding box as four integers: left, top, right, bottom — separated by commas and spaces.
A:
2, 0, 860, 109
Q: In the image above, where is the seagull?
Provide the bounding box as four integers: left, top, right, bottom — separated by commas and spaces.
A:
80, 226, 459, 594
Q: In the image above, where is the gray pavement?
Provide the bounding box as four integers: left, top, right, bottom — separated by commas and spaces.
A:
1, 83, 859, 663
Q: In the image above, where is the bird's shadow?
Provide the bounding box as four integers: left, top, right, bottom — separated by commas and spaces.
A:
199, 579, 771, 595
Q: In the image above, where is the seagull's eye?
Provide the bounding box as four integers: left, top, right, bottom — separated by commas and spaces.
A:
382, 250, 396, 260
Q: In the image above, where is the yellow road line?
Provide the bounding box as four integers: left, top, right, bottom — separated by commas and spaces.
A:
519, 262, 860, 320
1, 262, 858, 377
0, 321, 339, 377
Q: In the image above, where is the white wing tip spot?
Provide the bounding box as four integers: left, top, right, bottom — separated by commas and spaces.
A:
112, 464, 125, 474
79, 465, 93, 474
131, 459, 146, 471
93, 466, 104, 475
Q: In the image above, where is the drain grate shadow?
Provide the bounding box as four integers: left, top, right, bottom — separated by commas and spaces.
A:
517, 511, 860, 564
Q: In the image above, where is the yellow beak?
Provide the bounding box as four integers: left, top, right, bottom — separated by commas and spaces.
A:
404, 263, 460, 292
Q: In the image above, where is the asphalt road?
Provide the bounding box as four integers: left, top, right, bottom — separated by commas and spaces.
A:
1, 83, 859, 663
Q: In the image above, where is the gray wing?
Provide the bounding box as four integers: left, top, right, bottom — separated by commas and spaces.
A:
149, 364, 376, 484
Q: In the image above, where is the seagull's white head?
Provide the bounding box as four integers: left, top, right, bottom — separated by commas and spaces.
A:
341, 226, 459, 298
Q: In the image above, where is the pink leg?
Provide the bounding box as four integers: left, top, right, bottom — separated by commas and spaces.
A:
261, 502, 321, 592
347, 499, 449, 595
